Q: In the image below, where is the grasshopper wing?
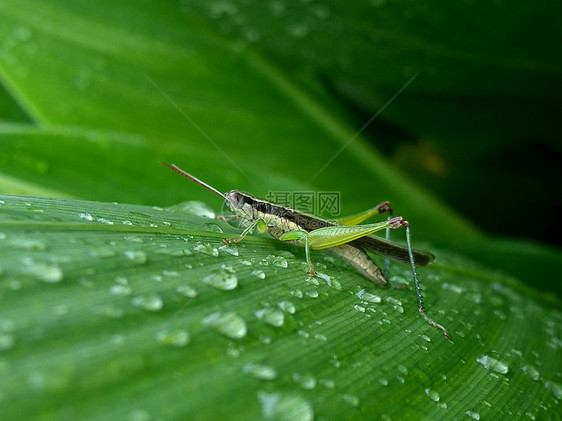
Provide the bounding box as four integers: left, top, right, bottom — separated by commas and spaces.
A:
352, 235, 435, 266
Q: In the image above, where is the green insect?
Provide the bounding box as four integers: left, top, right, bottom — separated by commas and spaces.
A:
161, 162, 450, 340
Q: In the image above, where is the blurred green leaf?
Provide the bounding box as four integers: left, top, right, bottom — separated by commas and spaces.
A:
1, 194, 561, 420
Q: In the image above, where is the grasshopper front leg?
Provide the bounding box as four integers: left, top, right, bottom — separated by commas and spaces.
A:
223, 218, 267, 244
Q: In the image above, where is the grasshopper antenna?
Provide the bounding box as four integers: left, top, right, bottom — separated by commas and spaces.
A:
398, 218, 451, 341
160, 162, 226, 199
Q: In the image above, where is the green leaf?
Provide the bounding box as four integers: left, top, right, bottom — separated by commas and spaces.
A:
1, 194, 561, 419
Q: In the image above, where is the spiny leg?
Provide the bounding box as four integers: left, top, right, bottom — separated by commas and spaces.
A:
390, 216, 451, 340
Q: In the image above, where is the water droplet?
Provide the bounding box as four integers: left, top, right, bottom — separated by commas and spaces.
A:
310, 4, 330, 19
420, 334, 431, 342
203, 266, 238, 290
176, 285, 198, 298
97, 217, 114, 225
442, 283, 465, 294
132, 294, 163, 311
127, 409, 151, 421
25, 262, 63, 283
353, 304, 366, 313
291, 289, 303, 298
240, 259, 252, 266
476, 355, 509, 374
258, 391, 314, 421
545, 381, 562, 400
124, 235, 143, 243
96, 305, 125, 319
13, 238, 47, 251
203, 312, 247, 339
398, 365, 408, 376
252, 269, 266, 279
122, 220, 134, 226
278, 301, 296, 314
292, 372, 317, 390
255, 308, 285, 327
465, 410, 480, 420
193, 242, 219, 257
243, 362, 277, 380
287, 23, 310, 38
316, 272, 342, 290
156, 329, 190, 347
306, 291, 318, 298
124, 250, 147, 264
204, 223, 224, 233
78, 212, 93, 221
343, 394, 360, 407
0, 333, 15, 351
522, 365, 540, 381
425, 388, 440, 402
319, 378, 335, 389
110, 284, 132, 296
272, 256, 288, 268
167, 201, 215, 218
356, 289, 381, 303
219, 244, 239, 256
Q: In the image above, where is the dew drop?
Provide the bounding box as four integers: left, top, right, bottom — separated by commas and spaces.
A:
306, 291, 318, 298
96, 305, 125, 319
219, 244, 239, 256
124, 235, 143, 243
378, 377, 389, 386
156, 329, 190, 347
204, 223, 224, 233
124, 250, 147, 264
110, 284, 132, 296
97, 217, 114, 225
203, 312, 247, 339
243, 362, 277, 380
356, 289, 381, 303
476, 355, 509, 374
465, 410, 480, 420
420, 334, 431, 342
193, 242, 219, 257
0, 333, 15, 351
272, 256, 288, 268
258, 391, 314, 421
203, 266, 238, 290
343, 394, 360, 407
167, 201, 215, 218
278, 301, 296, 314
176, 285, 198, 298
292, 372, 317, 390
319, 378, 335, 389
252, 269, 266, 279
255, 308, 285, 327
132, 294, 163, 311
425, 388, 440, 402
522, 365, 540, 381
25, 262, 63, 283
127, 409, 151, 421
78, 212, 93, 221
545, 381, 562, 400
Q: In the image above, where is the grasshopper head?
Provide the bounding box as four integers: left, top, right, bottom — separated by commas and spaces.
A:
225, 190, 246, 210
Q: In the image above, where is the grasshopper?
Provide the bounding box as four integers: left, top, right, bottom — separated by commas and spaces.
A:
161, 162, 449, 340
